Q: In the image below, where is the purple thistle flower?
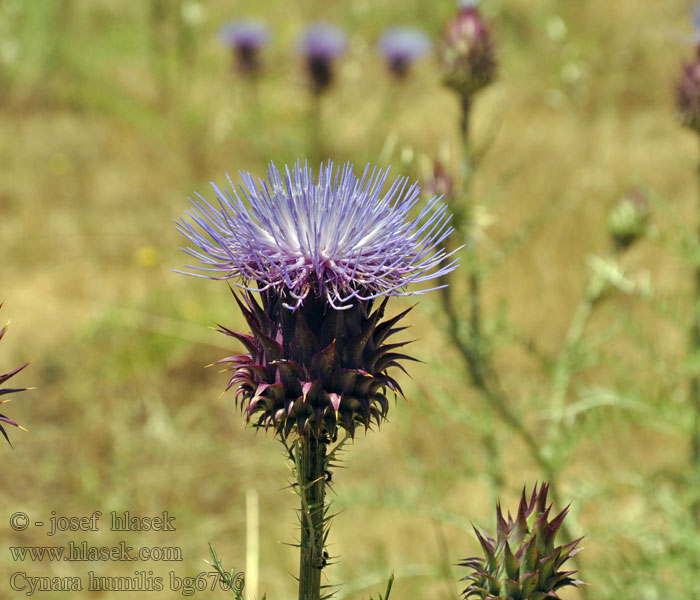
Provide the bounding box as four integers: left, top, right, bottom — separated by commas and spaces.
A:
378, 27, 431, 78
178, 161, 459, 311
219, 20, 270, 75
178, 161, 460, 439
298, 23, 347, 94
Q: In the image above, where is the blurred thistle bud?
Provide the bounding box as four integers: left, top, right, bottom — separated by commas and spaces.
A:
219, 20, 270, 76
607, 187, 649, 251
299, 23, 347, 95
0, 308, 30, 447
377, 27, 431, 79
177, 161, 459, 439
439, 0, 497, 99
676, 5, 700, 132
422, 158, 455, 201
460, 483, 585, 600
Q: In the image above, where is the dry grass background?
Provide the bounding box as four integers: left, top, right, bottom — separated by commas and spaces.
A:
1, 0, 699, 598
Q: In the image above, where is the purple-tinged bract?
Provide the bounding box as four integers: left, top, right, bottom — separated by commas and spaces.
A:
439, 2, 496, 98
178, 161, 459, 310
378, 27, 431, 78
299, 23, 347, 93
219, 20, 270, 75
0, 309, 30, 447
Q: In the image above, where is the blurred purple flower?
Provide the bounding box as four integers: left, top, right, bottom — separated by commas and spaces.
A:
298, 23, 347, 94
378, 27, 431, 78
177, 161, 459, 310
219, 20, 270, 75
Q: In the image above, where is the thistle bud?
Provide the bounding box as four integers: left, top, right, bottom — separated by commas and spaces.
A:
422, 159, 455, 201
439, 1, 497, 99
299, 24, 347, 95
219, 20, 270, 76
677, 52, 700, 132
607, 188, 649, 251
460, 483, 585, 600
676, 5, 700, 132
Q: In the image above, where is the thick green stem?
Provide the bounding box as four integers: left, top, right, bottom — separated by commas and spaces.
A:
297, 436, 328, 600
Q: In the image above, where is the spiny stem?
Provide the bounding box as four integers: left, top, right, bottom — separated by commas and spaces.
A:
296, 435, 329, 600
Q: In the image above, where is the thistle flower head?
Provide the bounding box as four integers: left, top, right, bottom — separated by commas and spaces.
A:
378, 27, 431, 78
219, 20, 270, 75
178, 161, 459, 439
178, 160, 459, 311
439, 1, 496, 98
299, 23, 347, 94
0, 311, 30, 447
460, 483, 585, 600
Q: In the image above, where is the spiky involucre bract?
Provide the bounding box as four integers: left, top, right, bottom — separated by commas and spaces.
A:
0, 312, 29, 446
217, 288, 414, 439
460, 483, 585, 600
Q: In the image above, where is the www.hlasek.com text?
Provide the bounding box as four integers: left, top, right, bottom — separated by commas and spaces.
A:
10, 541, 182, 562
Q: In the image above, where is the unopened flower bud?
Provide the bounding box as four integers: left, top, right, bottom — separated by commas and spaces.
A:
608, 188, 649, 251
422, 159, 455, 201
460, 483, 585, 600
676, 5, 700, 131
439, 1, 497, 99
